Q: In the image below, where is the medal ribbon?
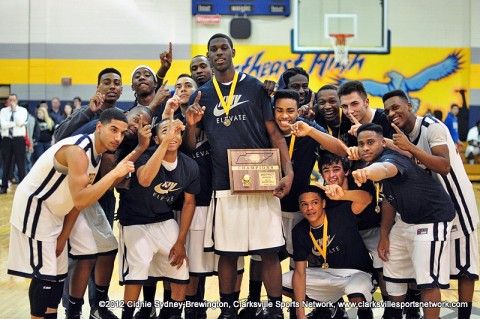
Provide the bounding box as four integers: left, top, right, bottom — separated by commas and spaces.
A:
309, 215, 328, 263
212, 72, 239, 118
288, 135, 296, 159
375, 182, 380, 208
327, 107, 342, 138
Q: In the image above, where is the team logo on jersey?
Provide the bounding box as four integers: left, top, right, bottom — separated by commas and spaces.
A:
88, 173, 97, 185
417, 228, 428, 235
154, 181, 181, 194
213, 95, 249, 116
311, 235, 336, 257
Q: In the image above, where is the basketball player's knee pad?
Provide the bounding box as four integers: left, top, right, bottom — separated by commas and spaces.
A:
386, 281, 408, 297
46, 280, 64, 309
29, 277, 51, 317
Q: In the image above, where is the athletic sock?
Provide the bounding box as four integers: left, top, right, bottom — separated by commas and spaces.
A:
67, 296, 84, 317
142, 285, 156, 308
95, 284, 110, 306
248, 280, 262, 302
169, 299, 184, 317
220, 292, 236, 308
458, 302, 472, 319
44, 313, 58, 319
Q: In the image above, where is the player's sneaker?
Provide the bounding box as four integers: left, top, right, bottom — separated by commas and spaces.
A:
263, 306, 284, 319
184, 305, 196, 319
196, 302, 208, 319
133, 306, 157, 319
89, 305, 119, 319
404, 307, 423, 319
306, 307, 331, 319
218, 306, 238, 319
238, 305, 264, 318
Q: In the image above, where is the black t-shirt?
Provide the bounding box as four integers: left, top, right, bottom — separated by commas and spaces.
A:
189, 73, 273, 190
292, 203, 373, 274
281, 118, 326, 212
375, 148, 455, 224
117, 150, 200, 226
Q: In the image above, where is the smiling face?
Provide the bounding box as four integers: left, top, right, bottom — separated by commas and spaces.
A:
321, 161, 347, 187
383, 96, 415, 133
357, 130, 386, 163
287, 74, 309, 105
97, 73, 123, 104
125, 109, 152, 140
317, 89, 340, 126
299, 191, 326, 228
131, 67, 156, 97
207, 37, 235, 73
340, 91, 369, 123
274, 98, 298, 135
175, 77, 197, 105
155, 120, 182, 152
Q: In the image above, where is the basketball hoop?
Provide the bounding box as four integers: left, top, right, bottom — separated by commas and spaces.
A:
329, 33, 354, 67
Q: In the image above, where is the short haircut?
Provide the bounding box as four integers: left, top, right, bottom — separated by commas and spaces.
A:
273, 89, 300, 108
451, 103, 460, 109
382, 90, 409, 103
207, 33, 233, 50
73, 96, 82, 102
129, 105, 152, 118
298, 185, 326, 202
318, 84, 338, 93
337, 80, 367, 100
282, 67, 309, 87
155, 118, 170, 134
318, 152, 350, 172
177, 73, 194, 81
97, 68, 122, 85
99, 108, 127, 125
357, 123, 384, 137
9, 93, 18, 99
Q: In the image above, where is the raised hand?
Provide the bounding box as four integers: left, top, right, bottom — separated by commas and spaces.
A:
150, 80, 171, 109
163, 93, 182, 119
391, 123, 413, 152
298, 93, 316, 120
160, 42, 173, 70
344, 145, 361, 161
137, 114, 152, 149
263, 79, 277, 96
114, 150, 136, 177
317, 183, 345, 201
347, 112, 361, 137
89, 91, 104, 112
185, 91, 206, 126
290, 121, 312, 137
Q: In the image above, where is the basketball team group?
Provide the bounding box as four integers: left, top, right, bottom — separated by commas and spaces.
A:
6, 33, 479, 319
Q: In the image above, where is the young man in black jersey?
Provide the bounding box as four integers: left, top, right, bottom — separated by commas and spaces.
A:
383, 90, 479, 319
185, 33, 293, 319
352, 123, 455, 319
282, 184, 374, 319
117, 116, 199, 319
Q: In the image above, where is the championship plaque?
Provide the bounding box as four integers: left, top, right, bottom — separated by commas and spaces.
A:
227, 149, 281, 194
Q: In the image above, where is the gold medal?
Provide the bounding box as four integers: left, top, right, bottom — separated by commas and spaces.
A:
309, 216, 329, 270
223, 118, 231, 126
322, 262, 329, 269
375, 205, 381, 213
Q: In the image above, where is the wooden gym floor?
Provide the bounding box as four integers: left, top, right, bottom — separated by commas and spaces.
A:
1, 184, 479, 318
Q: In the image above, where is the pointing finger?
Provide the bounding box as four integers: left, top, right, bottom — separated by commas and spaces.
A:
168, 42, 172, 55
121, 150, 136, 163
391, 122, 403, 134
138, 114, 143, 129
194, 91, 202, 104
160, 79, 168, 89
347, 112, 361, 125
317, 183, 326, 191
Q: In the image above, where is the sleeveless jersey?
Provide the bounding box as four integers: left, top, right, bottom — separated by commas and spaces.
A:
408, 116, 478, 238
10, 134, 101, 242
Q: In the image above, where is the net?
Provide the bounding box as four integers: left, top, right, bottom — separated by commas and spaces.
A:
329, 33, 354, 67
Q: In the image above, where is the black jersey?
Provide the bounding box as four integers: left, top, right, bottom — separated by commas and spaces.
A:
375, 148, 455, 224
190, 73, 274, 190
292, 203, 373, 274
117, 150, 200, 226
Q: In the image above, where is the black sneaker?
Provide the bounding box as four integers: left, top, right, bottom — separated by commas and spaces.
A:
404, 307, 423, 319
168, 316, 182, 319
157, 306, 170, 319
306, 307, 331, 319
90, 305, 119, 319
238, 306, 264, 319
133, 306, 157, 319
184, 306, 196, 319
218, 306, 238, 319
196, 302, 207, 319
263, 306, 284, 319
66, 313, 83, 319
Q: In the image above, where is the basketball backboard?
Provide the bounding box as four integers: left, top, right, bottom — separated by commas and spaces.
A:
292, 0, 390, 54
